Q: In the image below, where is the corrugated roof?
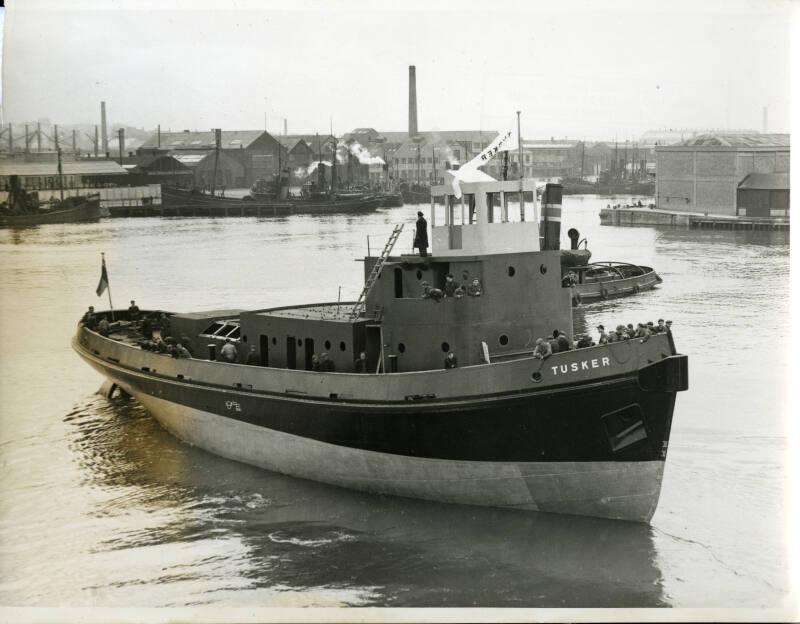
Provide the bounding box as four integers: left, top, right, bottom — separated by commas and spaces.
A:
120, 153, 188, 169
139, 130, 269, 150
173, 153, 209, 166
278, 137, 312, 153
678, 133, 790, 147
523, 140, 579, 149
738, 173, 790, 190
0, 160, 128, 176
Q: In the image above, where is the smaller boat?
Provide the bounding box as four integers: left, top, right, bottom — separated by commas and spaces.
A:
400, 183, 431, 204
162, 184, 382, 215
377, 191, 404, 208
1, 165, 102, 227
563, 261, 663, 305
0, 194, 102, 227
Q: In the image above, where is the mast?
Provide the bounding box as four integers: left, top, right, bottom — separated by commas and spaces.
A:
517, 111, 524, 221
580, 141, 585, 181
55, 127, 64, 203
211, 128, 221, 196
331, 135, 338, 195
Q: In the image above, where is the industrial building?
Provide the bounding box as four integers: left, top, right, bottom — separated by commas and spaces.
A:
0, 159, 129, 190
138, 130, 287, 188
655, 133, 790, 217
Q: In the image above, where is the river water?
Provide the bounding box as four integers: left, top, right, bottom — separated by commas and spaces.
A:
0, 195, 792, 610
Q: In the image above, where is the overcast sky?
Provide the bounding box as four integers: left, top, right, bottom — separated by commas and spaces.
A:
1, 0, 793, 141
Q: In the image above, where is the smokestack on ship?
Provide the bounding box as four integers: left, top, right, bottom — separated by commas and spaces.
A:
540, 183, 563, 250
408, 65, 418, 138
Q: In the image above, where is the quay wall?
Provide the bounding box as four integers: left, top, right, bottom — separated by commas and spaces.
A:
0, 184, 162, 208
600, 206, 788, 231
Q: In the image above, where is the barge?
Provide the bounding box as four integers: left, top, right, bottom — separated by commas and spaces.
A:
74, 177, 688, 523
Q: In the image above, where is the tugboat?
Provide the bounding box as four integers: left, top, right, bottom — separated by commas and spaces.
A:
73, 176, 688, 523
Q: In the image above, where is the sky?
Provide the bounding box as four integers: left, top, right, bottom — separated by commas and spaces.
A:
0, 0, 794, 141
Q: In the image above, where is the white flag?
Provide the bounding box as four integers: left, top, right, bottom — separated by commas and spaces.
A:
461, 128, 518, 171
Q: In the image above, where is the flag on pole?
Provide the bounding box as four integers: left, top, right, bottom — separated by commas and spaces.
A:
450, 124, 518, 198
96, 255, 109, 297
461, 127, 518, 172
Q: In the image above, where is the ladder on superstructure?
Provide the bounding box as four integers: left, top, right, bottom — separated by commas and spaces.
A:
350, 223, 404, 319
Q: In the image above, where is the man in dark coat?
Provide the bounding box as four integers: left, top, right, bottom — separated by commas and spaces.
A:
413, 211, 428, 257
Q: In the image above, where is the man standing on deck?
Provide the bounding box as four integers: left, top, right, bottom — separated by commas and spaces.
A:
128, 300, 141, 323
413, 211, 428, 257
245, 345, 260, 365
220, 338, 238, 363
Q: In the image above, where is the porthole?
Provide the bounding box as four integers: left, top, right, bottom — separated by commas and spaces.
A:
499, 334, 509, 346
531, 371, 542, 382
416, 270, 422, 280
441, 342, 450, 353
507, 266, 516, 277
339, 341, 346, 352
398, 343, 406, 353
540, 264, 547, 274
324, 340, 331, 350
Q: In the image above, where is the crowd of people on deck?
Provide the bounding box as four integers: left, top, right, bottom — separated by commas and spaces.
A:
82, 298, 674, 373
81, 301, 192, 359
533, 319, 673, 359
421, 274, 483, 301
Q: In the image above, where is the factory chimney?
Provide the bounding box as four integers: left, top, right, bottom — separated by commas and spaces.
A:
284, 118, 288, 136
762, 106, 768, 133
101, 101, 109, 155
408, 65, 418, 138
118, 128, 125, 163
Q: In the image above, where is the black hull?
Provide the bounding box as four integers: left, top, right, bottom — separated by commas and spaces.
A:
561, 183, 654, 196
161, 186, 382, 215
0, 197, 102, 227
87, 360, 675, 464
402, 190, 430, 204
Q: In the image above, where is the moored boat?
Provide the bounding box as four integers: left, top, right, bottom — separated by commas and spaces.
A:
0, 194, 102, 227
162, 184, 382, 215
1, 169, 103, 227
74, 174, 687, 523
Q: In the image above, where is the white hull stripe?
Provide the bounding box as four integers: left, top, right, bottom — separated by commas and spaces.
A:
130, 391, 664, 523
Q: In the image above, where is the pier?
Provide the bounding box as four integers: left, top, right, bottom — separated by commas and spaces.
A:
106, 203, 294, 218
600, 206, 789, 231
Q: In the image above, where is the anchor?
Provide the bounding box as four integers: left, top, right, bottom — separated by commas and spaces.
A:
97, 380, 129, 399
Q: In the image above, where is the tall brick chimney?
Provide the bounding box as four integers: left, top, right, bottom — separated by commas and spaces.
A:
408, 65, 418, 138
101, 101, 109, 154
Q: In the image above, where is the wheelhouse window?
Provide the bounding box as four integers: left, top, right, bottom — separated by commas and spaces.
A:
200, 320, 241, 341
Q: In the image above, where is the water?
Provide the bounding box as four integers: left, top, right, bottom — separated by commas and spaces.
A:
0, 196, 791, 608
